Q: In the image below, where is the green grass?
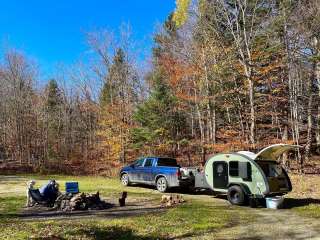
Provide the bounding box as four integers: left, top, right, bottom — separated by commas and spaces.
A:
30, 175, 158, 197
291, 204, 320, 219
0, 201, 248, 239
0, 196, 25, 217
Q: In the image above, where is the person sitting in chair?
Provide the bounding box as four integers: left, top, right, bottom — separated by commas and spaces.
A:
28, 180, 60, 207
39, 180, 60, 205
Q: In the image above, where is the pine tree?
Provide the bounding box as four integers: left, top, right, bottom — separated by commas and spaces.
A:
45, 79, 63, 161
99, 48, 127, 106
131, 69, 186, 151
46, 79, 63, 111
153, 13, 177, 61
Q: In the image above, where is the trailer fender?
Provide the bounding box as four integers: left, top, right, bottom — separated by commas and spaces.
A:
227, 183, 251, 196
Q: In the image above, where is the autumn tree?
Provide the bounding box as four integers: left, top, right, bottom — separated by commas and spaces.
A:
88, 26, 141, 166
0, 50, 38, 164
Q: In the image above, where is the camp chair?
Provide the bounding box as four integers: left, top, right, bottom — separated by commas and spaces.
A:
29, 189, 48, 205
29, 180, 59, 206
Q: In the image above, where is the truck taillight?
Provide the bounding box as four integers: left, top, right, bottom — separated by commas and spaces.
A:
176, 169, 181, 178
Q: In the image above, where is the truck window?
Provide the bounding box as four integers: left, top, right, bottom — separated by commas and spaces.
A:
134, 158, 144, 167
229, 161, 239, 176
144, 158, 154, 167
157, 158, 178, 167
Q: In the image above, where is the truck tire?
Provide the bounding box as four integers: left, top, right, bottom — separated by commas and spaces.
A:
121, 173, 130, 186
156, 177, 168, 192
227, 185, 245, 205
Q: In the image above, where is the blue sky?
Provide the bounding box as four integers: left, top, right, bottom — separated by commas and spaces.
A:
0, 1, 175, 78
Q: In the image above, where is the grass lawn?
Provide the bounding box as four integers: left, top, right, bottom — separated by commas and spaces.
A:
0, 174, 319, 240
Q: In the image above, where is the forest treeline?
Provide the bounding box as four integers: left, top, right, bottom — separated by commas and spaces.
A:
0, 0, 319, 174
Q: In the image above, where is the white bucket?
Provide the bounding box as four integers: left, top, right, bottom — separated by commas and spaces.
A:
265, 196, 284, 209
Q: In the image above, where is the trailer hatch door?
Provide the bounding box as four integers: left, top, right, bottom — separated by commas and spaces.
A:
254, 144, 300, 161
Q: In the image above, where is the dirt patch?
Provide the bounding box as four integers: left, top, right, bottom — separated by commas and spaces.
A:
212, 208, 320, 240
0, 175, 29, 196
178, 192, 320, 240
19, 197, 166, 221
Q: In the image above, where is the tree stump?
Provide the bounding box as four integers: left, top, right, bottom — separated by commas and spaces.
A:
119, 191, 127, 207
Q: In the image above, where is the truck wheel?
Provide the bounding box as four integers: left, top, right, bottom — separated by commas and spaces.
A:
227, 185, 245, 205
121, 173, 130, 186
156, 177, 168, 192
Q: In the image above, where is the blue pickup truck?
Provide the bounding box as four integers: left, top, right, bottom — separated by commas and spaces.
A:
119, 157, 195, 192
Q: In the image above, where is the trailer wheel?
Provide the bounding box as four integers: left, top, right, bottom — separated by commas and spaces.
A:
227, 185, 245, 205
156, 177, 168, 192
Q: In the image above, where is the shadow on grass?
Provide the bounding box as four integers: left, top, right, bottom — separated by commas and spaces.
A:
65, 226, 167, 240
129, 183, 217, 196
34, 224, 226, 240
18, 206, 166, 220
128, 183, 155, 190
283, 198, 320, 209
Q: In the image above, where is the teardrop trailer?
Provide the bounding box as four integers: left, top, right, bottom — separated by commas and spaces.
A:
194, 144, 299, 206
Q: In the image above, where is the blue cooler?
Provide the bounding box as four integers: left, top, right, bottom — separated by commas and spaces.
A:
65, 182, 79, 193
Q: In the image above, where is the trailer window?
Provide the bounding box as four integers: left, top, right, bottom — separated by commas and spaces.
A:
240, 162, 252, 181
229, 161, 239, 176
270, 164, 283, 177
258, 162, 282, 177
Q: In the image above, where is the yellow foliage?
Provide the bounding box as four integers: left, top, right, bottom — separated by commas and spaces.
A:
98, 102, 133, 163
173, 0, 191, 27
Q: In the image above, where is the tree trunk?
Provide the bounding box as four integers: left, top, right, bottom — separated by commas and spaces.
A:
282, 125, 288, 169
305, 92, 313, 161
212, 106, 216, 144
313, 37, 320, 154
